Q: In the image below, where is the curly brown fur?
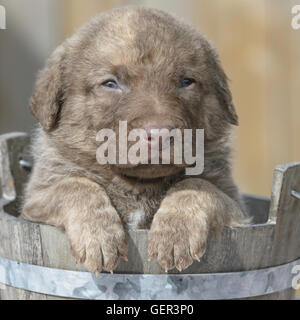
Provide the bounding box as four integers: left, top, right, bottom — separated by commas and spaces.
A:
22, 6, 248, 273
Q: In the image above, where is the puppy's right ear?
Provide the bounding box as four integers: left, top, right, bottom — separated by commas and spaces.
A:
30, 45, 66, 132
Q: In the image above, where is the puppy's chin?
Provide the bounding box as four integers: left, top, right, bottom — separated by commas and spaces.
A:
112, 164, 185, 180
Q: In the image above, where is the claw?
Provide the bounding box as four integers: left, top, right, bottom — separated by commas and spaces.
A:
110, 270, 114, 274
165, 267, 169, 273
148, 254, 156, 262
194, 254, 201, 262
121, 255, 128, 262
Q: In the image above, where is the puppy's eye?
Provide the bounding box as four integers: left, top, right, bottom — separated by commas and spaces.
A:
179, 78, 195, 88
102, 80, 119, 89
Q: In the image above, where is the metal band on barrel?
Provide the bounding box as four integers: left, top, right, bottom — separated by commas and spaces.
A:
0, 256, 299, 299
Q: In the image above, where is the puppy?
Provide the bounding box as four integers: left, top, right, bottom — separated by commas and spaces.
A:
22, 6, 247, 274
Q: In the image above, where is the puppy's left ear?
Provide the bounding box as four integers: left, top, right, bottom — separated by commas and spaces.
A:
210, 49, 239, 126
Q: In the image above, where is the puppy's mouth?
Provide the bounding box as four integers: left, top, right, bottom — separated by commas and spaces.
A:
112, 164, 185, 180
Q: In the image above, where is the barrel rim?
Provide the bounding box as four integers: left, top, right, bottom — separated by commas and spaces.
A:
0, 256, 298, 300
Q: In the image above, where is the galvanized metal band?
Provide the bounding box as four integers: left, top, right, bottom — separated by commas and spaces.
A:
0, 256, 299, 300
291, 190, 300, 200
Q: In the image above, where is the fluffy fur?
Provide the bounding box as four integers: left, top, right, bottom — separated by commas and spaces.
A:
22, 6, 247, 273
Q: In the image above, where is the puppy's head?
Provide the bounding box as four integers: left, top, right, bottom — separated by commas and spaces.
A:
30, 7, 238, 180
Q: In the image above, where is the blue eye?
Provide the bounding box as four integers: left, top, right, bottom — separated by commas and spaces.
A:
179, 78, 195, 88
102, 80, 119, 89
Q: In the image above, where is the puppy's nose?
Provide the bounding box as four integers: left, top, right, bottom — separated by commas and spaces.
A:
143, 125, 172, 145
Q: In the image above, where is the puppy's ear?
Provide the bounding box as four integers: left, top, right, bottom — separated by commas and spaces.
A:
209, 49, 239, 126
30, 45, 66, 131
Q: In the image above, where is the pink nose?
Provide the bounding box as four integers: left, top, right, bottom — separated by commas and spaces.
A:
143, 125, 172, 145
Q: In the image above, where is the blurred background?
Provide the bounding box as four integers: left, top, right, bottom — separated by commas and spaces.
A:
0, 0, 299, 199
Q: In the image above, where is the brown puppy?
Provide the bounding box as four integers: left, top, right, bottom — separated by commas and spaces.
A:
22, 6, 248, 274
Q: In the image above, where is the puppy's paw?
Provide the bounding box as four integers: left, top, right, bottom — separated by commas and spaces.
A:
67, 208, 128, 274
148, 205, 208, 272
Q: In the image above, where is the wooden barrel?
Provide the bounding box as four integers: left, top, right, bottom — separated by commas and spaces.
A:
0, 132, 299, 300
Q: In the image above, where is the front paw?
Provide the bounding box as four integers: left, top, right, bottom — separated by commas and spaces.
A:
148, 206, 208, 272
66, 210, 128, 274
